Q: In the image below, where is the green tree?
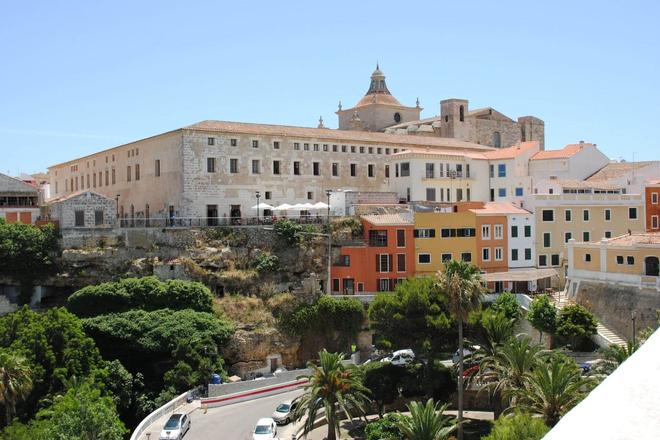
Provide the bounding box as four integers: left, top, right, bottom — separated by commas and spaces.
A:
490, 292, 521, 323
556, 304, 597, 350
0, 350, 32, 427
293, 350, 371, 440
395, 399, 457, 440
598, 340, 639, 374
0, 222, 58, 304
477, 309, 516, 358
364, 413, 404, 440
434, 260, 484, 440
362, 362, 403, 417
527, 294, 557, 344
512, 354, 593, 426
3, 379, 127, 440
483, 412, 549, 440
368, 277, 453, 356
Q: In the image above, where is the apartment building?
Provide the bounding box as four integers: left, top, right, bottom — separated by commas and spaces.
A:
330, 213, 415, 294
483, 141, 540, 206
646, 180, 660, 232
0, 172, 40, 224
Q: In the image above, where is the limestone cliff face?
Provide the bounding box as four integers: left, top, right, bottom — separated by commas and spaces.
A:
221, 327, 301, 376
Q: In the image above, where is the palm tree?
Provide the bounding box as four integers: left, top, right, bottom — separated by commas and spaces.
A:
597, 340, 639, 374
293, 350, 371, 440
477, 335, 544, 405
0, 350, 33, 426
512, 354, 593, 426
396, 399, 457, 440
477, 310, 516, 358
435, 260, 484, 440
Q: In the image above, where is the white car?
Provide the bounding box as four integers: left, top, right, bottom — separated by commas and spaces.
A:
452, 345, 480, 364
159, 413, 190, 440
253, 417, 278, 440
383, 349, 415, 366
272, 399, 299, 425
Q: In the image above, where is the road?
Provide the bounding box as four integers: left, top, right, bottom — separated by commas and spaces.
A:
186, 389, 303, 440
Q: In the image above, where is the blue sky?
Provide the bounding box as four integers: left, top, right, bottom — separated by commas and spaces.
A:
1, 0, 658, 176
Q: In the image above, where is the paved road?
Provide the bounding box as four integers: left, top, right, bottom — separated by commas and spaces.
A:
186, 389, 303, 440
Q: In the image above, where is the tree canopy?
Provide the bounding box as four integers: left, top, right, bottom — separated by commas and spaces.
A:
527, 294, 557, 343
490, 292, 521, 323
483, 412, 549, 440
556, 304, 597, 350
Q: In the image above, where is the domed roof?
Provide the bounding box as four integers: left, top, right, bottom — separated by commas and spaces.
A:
355, 64, 403, 107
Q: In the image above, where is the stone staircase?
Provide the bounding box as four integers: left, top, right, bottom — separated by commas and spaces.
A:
550, 290, 626, 347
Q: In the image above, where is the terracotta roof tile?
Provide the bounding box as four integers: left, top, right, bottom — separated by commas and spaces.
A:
531, 143, 594, 160
469, 202, 530, 215
361, 212, 413, 225
481, 141, 540, 160
586, 161, 660, 181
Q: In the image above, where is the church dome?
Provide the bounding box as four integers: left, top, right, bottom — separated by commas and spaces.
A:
355, 64, 402, 107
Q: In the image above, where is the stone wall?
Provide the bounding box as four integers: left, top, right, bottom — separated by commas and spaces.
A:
51, 191, 116, 229
575, 281, 660, 338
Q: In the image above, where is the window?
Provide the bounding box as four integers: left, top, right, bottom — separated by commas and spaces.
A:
341, 145, 347, 153
515, 187, 523, 196
230, 158, 239, 173
293, 161, 301, 175
307, 191, 313, 200
396, 229, 405, 247
294, 142, 300, 150
368, 164, 375, 178
332, 278, 340, 292
565, 232, 572, 243
629, 207, 638, 219
94, 210, 103, 226
543, 232, 551, 248
551, 254, 560, 266
583, 231, 590, 241
653, 192, 659, 204
350, 146, 356, 153
400, 162, 410, 177
489, 164, 494, 178
265, 191, 272, 200
350, 163, 356, 177
230, 138, 237, 146
525, 248, 532, 260
457, 188, 463, 202
377, 147, 382, 154
616, 255, 624, 264
494, 224, 504, 239
583, 209, 590, 221
524, 225, 531, 237
418, 253, 431, 264
495, 247, 503, 261
397, 254, 406, 272
498, 163, 506, 177
105, 170, 109, 186
461, 252, 472, 262
441, 253, 452, 262
74, 210, 85, 227
542, 210, 554, 222
207, 137, 215, 145
605, 230, 613, 238
359, 146, 365, 154
333, 145, 338, 152
332, 163, 339, 176
511, 226, 518, 238
498, 188, 506, 197
538, 255, 547, 266
93, 173, 97, 188
313, 143, 319, 151
369, 230, 388, 247
313, 162, 320, 176
155, 159, 161, 177
273, 141, 280, 149
134, 164, 140, 181
127, 166, 131, 182
511, 249, 519, 261
604, 209, 611, 221
252, 140, 259, 148
627, 256, 635, 265
379, 278, 391, 292
493, 132, 502, 148
111, 168, 116, 184
414, 228, 435, 238
565, 209, 572, 222
385, 165, 390, 178
482, 225, 491, 240
251, 159, 260, 174
376, 254, 391, 272
207, 157, 216, 173
653, 215, 659, 229
482, 248, 490, 261
426, 188, 436, 201
585, 253, 592, 263
425, 163, 434, 178
273, 160, 281, 175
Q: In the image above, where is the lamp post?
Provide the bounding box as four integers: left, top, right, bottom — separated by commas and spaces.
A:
255, 191, 261, 225
325, 189, 331, 225
632, 310, 637, 346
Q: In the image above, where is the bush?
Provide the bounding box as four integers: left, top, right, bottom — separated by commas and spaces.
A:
364, 413, 404, 440
483, 412, 549, 440
273, 219, 303, 244
527, 294, 557, 343
490, 292, 521, 322
254, 253, 279, 272
556, 304, 597, 350
67, 277, 214, 317
363, 362, 405, 415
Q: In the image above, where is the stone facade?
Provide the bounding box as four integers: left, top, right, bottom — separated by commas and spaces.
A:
49, 191, 116, 229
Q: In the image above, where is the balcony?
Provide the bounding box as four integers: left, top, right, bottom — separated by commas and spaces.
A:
422, 171, 475, 181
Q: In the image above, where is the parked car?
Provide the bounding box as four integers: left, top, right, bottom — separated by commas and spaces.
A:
383, 349, 415, 366
252, 417, 278, 440
159, 413, 190, 440
452, 345, 480, 365
272, 398, 299, 425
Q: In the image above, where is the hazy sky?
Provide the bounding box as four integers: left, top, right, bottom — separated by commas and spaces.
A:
1, 0, 659, 176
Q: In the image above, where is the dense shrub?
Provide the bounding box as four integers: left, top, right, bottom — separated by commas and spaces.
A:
527, 294, 557, 343
483, 412, 549, 440
254, 253, 279, 272
364, 413, 404, 440
556, 304, 597, 350
490, 292, 521, 323
273, 219, 303, 244
67, 277, 214, 317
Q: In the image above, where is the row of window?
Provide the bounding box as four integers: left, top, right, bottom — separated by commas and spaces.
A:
541, 208, 638, 222
422, 163, 472, 179
367, 229, 407, 247
510, 225, 533, 238
207, 137, 399, 155
62, 169, 118, 193
425, 187, 472, 202
417, 252, 473, 264
331, 277, 406, 294
207, 157, 384, 178
543, 230, 614, 248
538, 254, 561, 267
496, 187, 524, 197
489, 163, 507, 178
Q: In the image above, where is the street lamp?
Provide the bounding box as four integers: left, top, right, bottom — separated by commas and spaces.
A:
632, 310, 637, 346
325, 189, 332, 225
255, 191, 261, 225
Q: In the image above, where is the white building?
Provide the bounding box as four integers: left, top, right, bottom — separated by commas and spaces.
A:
482, 141, 540, 207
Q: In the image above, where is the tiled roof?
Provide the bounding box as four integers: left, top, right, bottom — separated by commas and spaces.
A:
531, 143, 594, 160
481, 141, 540, 160
470, 202, 531, 215
0, 172, 39, 194
390, 147, 488, 159
554, 179, 624, 190
354, 93, 404, 108
361, 212, 413, 226
48, 190, 113, 204
185, 120, 494, 151
586, 161, 660, 182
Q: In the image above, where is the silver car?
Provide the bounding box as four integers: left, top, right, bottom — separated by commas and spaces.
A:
159, 413, 190, 440
272, 399, 299, 425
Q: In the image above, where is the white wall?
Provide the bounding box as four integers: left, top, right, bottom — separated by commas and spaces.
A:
508, 213, 535, 268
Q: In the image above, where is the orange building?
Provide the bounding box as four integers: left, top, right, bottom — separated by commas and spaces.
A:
469, 203, 509, 291
646, 181, 660, 232
331, 213, 415, 294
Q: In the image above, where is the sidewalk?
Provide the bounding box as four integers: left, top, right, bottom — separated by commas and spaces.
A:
138, 400, 200, 440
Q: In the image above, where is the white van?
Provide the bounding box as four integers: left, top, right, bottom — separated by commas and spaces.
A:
383, 349, 415, 366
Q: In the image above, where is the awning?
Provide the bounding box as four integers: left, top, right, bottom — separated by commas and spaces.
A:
483, 268, 559, 282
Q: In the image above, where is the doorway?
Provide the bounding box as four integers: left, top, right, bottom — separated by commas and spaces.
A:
645, 256, 659, 276
230, 205, 242, 225
207, 205, 218, 226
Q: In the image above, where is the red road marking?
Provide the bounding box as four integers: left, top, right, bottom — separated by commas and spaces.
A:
202, 379, 308, 405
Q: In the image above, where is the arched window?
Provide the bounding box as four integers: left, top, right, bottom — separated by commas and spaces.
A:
459, 105, 464, 122
646, 256, 659, 276
493, 131, 502, 148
